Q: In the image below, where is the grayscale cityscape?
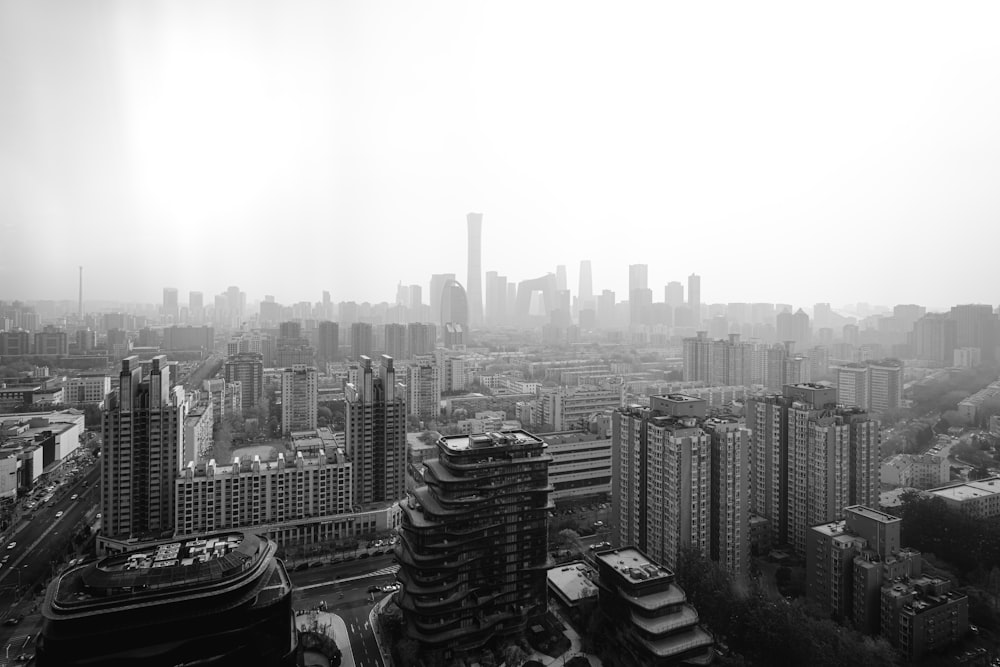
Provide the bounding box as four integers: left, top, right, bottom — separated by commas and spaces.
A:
2, 3, 1000, 667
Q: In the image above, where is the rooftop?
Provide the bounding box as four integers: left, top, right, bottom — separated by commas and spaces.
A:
439, 429, 544, 452
596, 547, 673, 585
846, 505, 901, 524
930, 477, 1000, 501
547, 562, 599, 603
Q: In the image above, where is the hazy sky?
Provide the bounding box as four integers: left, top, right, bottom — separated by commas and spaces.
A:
2, 1, 999, 310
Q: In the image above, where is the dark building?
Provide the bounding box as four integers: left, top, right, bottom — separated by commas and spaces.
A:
224, 352, 264, 413
395, 430, 552, 659
592, 546, 714, 666
37, 532, 297, 667
345, 355, 406, 505
162, 325, 214, 351
317, 320, 339, 364
350, 322, 373, 360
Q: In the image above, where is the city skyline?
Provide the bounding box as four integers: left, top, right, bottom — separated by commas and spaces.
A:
3, 2, 1000, 308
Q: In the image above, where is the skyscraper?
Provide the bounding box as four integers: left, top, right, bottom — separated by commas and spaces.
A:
188, 291, 203, 324
101, 356, 185, 548
949, 304, 997, 362
406, 322, 436, 357
384, 323, 407, 360
665, 281, 684, 308
628, 264, 648, 293
429, 273, 455, 330
578, 259, 593, 311
688, 273, 701, 326
911, 314, 957, 363
396, 430, 551, 657
466, 212, 483, 328
280, 364, 317, 434
162, 288, 179, 324
440, 279, 468, 330
345, 355, 406, 505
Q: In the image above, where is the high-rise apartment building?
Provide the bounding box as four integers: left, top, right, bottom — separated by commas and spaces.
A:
350, 322, 373, 360
224, 352, 263, 413
101, 356, 185, 548
280, 365, 317, 434
665, 281, 684, 308
407, 361, 440, 423
466, 212, 483, 328
612, 394, 749, 576
949, 304, 997, 362
345, 355, 406, 505
868, 359, 903, 413
835, 363, 869, 409
317, 320, 339, 364
407, 322, 436, 356
384, 323, 407, 360
746, 384, 880, 554
911, 314, 957, 364
683, 332, 753, 386
396, 430, 552, 658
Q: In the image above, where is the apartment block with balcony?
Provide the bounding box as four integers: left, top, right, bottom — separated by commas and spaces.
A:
395, 430, 553, 659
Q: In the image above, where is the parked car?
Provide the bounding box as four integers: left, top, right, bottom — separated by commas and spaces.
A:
589, 541, 612, 551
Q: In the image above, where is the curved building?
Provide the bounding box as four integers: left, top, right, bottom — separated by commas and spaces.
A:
440, 279, 469, 330
37, 532, 297, 667
395, 430, 553, 659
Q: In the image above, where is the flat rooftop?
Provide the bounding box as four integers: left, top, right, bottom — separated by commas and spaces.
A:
547, 562, 599, 603
930, 477, 1000, 501
595, 547, 672, 585
440, 429, 544, 452
846, 505, 901, 523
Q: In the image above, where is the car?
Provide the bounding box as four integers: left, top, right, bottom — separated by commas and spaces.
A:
2, 555, 10, 563
589, 541, 612, 551
367, 585, 382, 594
593, 520, 605, 528
55, 511, 64, 518
71, 494, 79, 500
383, 583, 401, 592
6, 542, 15, 550
3, 615, 22, 626
14, 654, 33, 662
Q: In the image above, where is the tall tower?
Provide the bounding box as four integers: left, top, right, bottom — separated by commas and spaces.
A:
78, 266, 83, 318
578, 259, 593, 311
466, 212, 483, 328
101, 355, 185, 543
189, 291, 203, 325
345, 355, 407, 505
688, 273, 701, 327
162, 288, 179, 325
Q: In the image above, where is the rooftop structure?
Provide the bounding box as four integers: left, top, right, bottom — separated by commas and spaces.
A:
37, 531, 297, 666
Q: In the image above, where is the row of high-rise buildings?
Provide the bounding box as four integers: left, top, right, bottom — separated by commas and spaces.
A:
612, 383, 882, 579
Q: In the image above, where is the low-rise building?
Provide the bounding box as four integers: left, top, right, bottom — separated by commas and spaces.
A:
64, 373, 111, 406
537, 429, 612, 503
880, 453, 949, 489
927, 477, 1000, 519
882, 576, 968, 662
592, 546, 714, 666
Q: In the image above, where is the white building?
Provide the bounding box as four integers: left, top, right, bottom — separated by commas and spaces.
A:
65, 373, 111, 406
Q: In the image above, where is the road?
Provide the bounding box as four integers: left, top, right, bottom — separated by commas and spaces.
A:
290, 555, 399, 667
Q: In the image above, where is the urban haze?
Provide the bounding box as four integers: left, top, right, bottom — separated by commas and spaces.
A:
2, 2, 1000, 667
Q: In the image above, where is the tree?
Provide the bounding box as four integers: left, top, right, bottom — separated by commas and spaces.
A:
555, 529, 584, 557
502, 643, 528, 667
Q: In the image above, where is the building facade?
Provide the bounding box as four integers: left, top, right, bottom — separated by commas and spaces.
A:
224, 352, 264, 414
280, 365, 318, 434
345, 355, 406, 506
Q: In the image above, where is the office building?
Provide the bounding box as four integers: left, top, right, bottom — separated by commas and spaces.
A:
188, 291, 203, 324
162, 325, 214, 351
440, 279, 469, 330
162, 287, 179, 324
65, 373, 111, 405
317, 321, 339, 364
687, 273, 701, 326
665, 281, 684, 308
396, 430, 552, 658
224, 352, 264, 413
867, 359, 903, 413
0, 330, 31, 356
280, 365, 317, 434
349, 322, 373, 360
592, 547, 714, 666
484, 271, 509, 325
927, 477, 1000, 519
345, 355, 406, 505
429, 273, 455, 331
578, 259, 594, 311
746, 385, 880, 554
33, 326, 68, 356
100, 356, 186, 550
536, 385, 621, 432
38, 532, 297, 667
467, 212, 483, 327
537, 430, 612, 503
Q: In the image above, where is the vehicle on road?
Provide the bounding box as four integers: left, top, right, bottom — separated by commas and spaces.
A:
71, 494, 79, 500
6, 542, 15, 550
3, 614, 22, 626
589, 541, 612, 551
55, 511, 64, 518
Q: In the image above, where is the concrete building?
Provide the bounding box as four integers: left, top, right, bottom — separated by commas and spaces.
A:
957, 379, 1000, 423
592, 546, 714, 666
316, 320, 339, 364
880, 453, 948, 489
65, 373, 111, 405
224, 352, 263, 414
688, 274, 701, 327
406, 360, 440, 423
835, 363, 868, 410
349, 322, 373, 360
746, 385, 880, 554
38, 532, 297, 667
911, 314, 957, 365
345, 355, 406, 506
949, 304, 997, 363
100, 356, 186, 551
183, 401, 213, 463
537, 430, 612, 503
613, 395, 749, 577
280, 365, 318, 434
466, 213, 483, 327
33, 326, 69, 356
927, 477, 1000, 518
396, 430, 552, 658
406, 322, 436, 357
162, 325, 214, 351
536, 385, 621, 432
867, 359, 903, 414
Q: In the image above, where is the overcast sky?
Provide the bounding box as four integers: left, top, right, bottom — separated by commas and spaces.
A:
2, 1, 999, 310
